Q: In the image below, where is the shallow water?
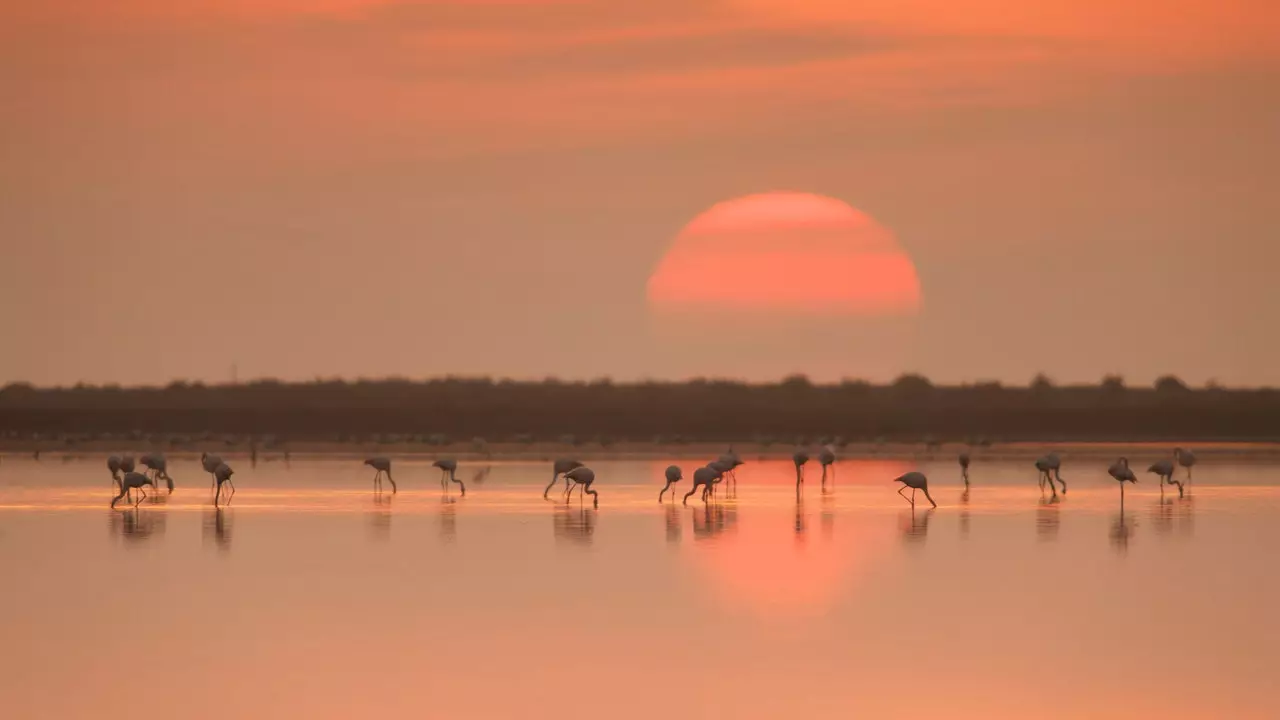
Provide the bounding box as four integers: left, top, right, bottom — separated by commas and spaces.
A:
2, 456, 1278, 719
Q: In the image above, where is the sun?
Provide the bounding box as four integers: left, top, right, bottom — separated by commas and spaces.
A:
647, 192, 922, 315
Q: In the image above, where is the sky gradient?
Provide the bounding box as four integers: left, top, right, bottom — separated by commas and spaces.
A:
2, 1, 1277, 386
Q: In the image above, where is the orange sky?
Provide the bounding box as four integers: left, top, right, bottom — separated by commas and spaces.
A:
1, 1, 1277, 386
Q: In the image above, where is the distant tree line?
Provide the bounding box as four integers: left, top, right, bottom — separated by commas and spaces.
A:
0, 374, 1277, 443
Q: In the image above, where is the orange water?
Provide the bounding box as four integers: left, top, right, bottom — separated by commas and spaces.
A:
2, 457, 1277, 719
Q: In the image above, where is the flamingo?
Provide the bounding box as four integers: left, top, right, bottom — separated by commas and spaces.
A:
544, 458, 583, 499
201, 452, 224, 491
793, 450, 810, 492
707, 458, 733, 497
958, 452, 971, 486
139, 453, 175, 494
682, 466, 720, 505
111, 471, 155, 508
1146, 459, 1184, 497
893, 471, 937, 509
213, 462, 236, 505
107, 455, 123, 487
564, 466, 598, 508
1174, 447, 1197, 482
716, 450, 744, 490
1034, 454, 1066, 495
432, 458, 466, 496
818, 446, 837, 488
659, 465, 682, 503
1109, 457, 1138, 508
364, 457, 396, 493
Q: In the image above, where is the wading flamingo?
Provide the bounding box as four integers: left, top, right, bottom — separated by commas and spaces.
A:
682, 466, 720, 505
659, 465, 682, 502
819, 446, 837, 488
213, 462, 236, 505
364, 457, 396, 493
545, 458, 583, 499
893, 471, 937, 509
202, 452, 224, 491
139, 453, 175, 494
1109, 457, 1138, 508
564, 466, 598, 508
432, 458, 466, 496
111, 471, 155, 508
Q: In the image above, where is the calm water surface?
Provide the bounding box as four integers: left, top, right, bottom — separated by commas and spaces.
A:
2, 456, 1278, 719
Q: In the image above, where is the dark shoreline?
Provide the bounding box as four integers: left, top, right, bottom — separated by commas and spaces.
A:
2, 376, 1278, 444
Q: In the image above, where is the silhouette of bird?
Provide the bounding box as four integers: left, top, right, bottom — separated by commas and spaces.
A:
111, 471, 155, 508
683, 465, 720, 505
139, 453, 175, 494
716, 450, 744, 490
119, 455, 136, 474
432, 458, 466, 496
818, 446, 837, 488
659, 465, 682, 503
707, 458, 734, 497
793, 450, 810, 491
213, 462, 236, 505
364, 457, 396, 493
894, 471, 937, 509
1174, 447, 1197, 482
564, 466, 598, 508
1153, 458, 1184, 497
545, 458, 583, 499
958, 452, 971, 486
107, 455, 123, 485
201, 452, 224, 491
1034, 453, 1066, 495
1109, 457, 1138, 506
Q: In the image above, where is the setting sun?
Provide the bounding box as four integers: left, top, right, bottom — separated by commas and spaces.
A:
647, 192, 922, 315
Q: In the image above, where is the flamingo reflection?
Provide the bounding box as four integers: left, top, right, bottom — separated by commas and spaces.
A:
109, 506, 166, 543
1110, 511, 1135, 552
367, 493, 392, 540
1036, 495, 1061, 540
664, 504, 682, 543
901, 506, 933, 542
439, 495, 458, 543
959, 488, 971, 538
553, 504, 596, 545
202, 507, 232, 551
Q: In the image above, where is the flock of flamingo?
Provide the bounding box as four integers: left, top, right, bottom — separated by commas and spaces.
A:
101, 445, 1198, 511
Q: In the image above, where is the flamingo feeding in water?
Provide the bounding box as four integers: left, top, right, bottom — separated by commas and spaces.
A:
201, 452, 224, 491
111, 471, 155, 508
213, 462, 236, 505
364, 457, 396, 493
107, 455, 123, 487
659, 465, 682, 503
1034, 453, 1066, 495
139, 453, 175, 494
716, 450, 744, 490
1174, 447, 1197, 482
432, 458, 466, 496
564, 466, 598, 508
1109, 457, 1138, 507
818, 446, 837, 488
1146, 458, 1184, 497
793, 450, 810, 492
544, 458, 583, 499
893, 471, 937, 509
682, 466, 720, 505
959, 452, 971, 486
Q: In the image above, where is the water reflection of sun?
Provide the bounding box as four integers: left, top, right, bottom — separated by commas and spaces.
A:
673, 459, 909, 618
